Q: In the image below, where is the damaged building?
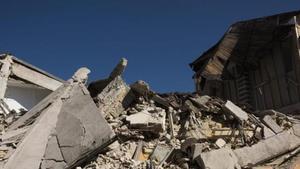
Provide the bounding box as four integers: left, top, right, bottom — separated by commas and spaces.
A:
0, 54, 64, 125
190, 10, 300, 113
1, 10, 300, 169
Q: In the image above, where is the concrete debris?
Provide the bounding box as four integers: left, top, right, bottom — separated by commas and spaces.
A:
109, 58, 128, 80
222, 100, 249, 123
0, 54, 64, 130
189, 143, 208, 160
130, 80, 150, 96
0, 126, 28, 144
168, 107, 175, 138
71, 67, 91, 83
195, 147, 241, 169
262, 115, 283, 134
150, 145, 173, 166
87, 58, 128, 97
133, 141, 144, 161
87, 58, 135, 119
2, 67, 115, 169
0, 55, 299, 169
130, 80, 170, 109
233, 131, 300, 168
126, 107, 166, 133
94, 76, 133, 118
189, 95, 211, 111
215, 138, 226, 148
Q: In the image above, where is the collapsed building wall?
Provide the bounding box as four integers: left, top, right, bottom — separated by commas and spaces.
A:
190, 10, 300, 113
3, 68, 115, 169
0, 55, 299, 169
0, 54, 64, 114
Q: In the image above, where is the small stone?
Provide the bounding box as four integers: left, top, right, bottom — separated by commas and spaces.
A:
215, 138, 226, 148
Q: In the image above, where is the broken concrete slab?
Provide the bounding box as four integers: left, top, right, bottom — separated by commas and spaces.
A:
184, 100, 201, 116
88, 58, 128, 97
87, 59, 135, 119
222, 100, 249, 123
152, 94, 170, 109
190, 143, 203, 160
126, 108, 166, 133
292, 123, 300, 137
195, 147, 241, 169
109, 58, 128, 80
215, 138, 226, 148
233, 131, 300, 168
168, 107, 175, 138
150, 145, 172, 165
268, 147, 300, 166
261, 125, 276, 139
262, 115, 283, 134
162, 94, 182, 109
133, 141, 144, 161
189, 143, 211, 161
181, 129, 206, 152
7, 84, 68, 131
4, 68, 115, 169
4, 99, 64, 169
0, 126, 29, 144
0, 54, 65, 130
131, 80, 171, 109
189, 95, 211, 110
130, 80, 150, 96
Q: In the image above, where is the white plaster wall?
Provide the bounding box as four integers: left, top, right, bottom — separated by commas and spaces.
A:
4, 86, 52, 110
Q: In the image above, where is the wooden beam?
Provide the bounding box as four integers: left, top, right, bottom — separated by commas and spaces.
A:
292, 16, 300, 101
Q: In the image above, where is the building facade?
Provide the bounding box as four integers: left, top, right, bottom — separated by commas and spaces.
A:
190, 11, 300, 113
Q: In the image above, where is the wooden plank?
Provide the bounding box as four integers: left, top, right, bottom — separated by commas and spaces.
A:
287, 72, 299, 104
249, 71, 259, 110
12, 63, 63, 91
229, 80, 237, 103
226, 81, 232, 101
216, 82, 223, 98
291, 19, 300, 101
264, 53, 282, 108
279, 102, 300, 114
259, 58, 274, 109
254, 68, 265, 110
223, 81, 229, 100
280, 32, 299, 104
272, 42, 291, 107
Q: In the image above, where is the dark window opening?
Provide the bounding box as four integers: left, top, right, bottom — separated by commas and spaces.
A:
210, 86, 217, 96
200, 77, 206, 91
280, 34, 294, 73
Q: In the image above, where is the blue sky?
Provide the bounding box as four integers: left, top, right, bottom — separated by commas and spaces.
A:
0, 1, 299, 92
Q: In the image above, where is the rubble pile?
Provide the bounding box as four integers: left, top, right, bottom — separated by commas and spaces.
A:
85, 86, 300, 169
0, 56, 299, 169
